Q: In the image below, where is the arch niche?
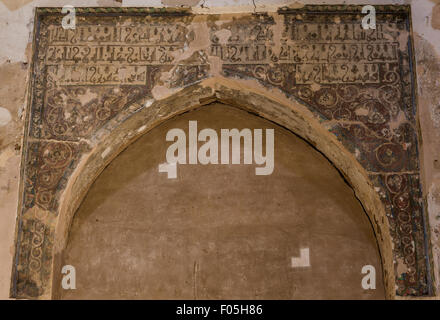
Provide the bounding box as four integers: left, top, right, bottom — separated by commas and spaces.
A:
50, 78, 395, 299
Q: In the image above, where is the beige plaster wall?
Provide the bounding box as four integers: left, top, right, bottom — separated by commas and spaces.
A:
0, 0, 439, 299
55, 103, 385, 299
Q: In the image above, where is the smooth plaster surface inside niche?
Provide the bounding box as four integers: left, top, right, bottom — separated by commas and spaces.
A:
56, 103, 385, 299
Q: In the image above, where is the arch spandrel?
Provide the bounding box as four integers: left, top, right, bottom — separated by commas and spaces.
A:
11, 6, 432, 299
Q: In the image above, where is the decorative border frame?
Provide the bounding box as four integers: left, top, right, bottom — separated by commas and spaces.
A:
11, 5, 434, 299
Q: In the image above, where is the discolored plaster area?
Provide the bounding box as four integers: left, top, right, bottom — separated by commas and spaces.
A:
0, 0, 439, 300
56, 104, 385, 300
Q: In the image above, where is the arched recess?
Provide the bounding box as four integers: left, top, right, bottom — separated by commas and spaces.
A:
52, 77, 395, 299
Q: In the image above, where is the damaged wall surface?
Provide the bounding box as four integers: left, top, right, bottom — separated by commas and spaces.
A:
0, 0, 439, 300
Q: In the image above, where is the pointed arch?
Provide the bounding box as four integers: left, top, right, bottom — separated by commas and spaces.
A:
52, 77, 395, 299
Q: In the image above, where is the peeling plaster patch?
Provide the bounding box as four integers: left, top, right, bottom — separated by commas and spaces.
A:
144, 99, 154, 108
396, 257, 409, 277
152, 30, 211, 99
397, 30, 409, 51
176, 15, 210, 63
270, 12, 285, 68
207, 55, 223, 76
214, 29, 231, 45
310, 83, 321, 92
355, 107, 369, 117
77, 89, 98, 106
151, 84, 181, 100
389, 111, 408, 132
101, 147, 112, 159
203, 76, 315, 120
0, 107, 11, 127
137, 125, 147, 133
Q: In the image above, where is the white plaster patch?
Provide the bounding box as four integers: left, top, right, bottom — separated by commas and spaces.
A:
77, 89, 98, 105
144, 99, 154, 108
310, 82, 321, 92
355, 107, 369, 116
151, 84, 180, 100
0, 107, 12, 127
214, 29, 231, 45
137, 125, 147, 133
101, 146, 112, 159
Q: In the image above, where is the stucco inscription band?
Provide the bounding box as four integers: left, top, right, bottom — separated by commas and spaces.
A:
12, 5, 432, 299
